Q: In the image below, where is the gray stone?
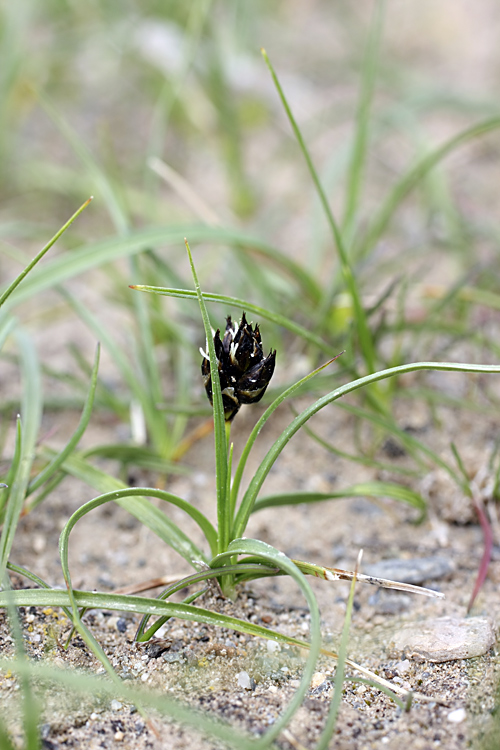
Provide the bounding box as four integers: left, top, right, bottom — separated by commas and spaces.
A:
388, 616, 496, 662
365, 556, 454, 585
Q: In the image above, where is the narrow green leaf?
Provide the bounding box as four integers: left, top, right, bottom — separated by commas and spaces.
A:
0, 330, 42, 582
0, 197, 92, 309
253, 480, 426, 518
261, 48, 377, 374
131, 284, 330, 352
54, 452, 208, 564
5, 226, 319, 309
184, 239, 229, 557
28, 344, 100, 495
231, 354, 344, 529
211, 538, 321, 748
234, 360, 500, 538
0, 657, 254, 750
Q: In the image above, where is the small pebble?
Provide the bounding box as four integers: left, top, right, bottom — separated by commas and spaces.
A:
237, 671, 252, 690
394, 659, 411, 674
311, 672, 327, 689
267, 641, 280, 654
114, 730, 124, 741
389, 616, 495, 662
116, 618, 127, 633
447, 708, 466, 723
110, 700, 123, 711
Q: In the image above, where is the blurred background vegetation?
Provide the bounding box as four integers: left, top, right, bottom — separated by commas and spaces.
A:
2, 0, 500, 469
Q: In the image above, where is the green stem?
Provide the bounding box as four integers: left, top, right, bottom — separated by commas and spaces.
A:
261, 49, 377, 376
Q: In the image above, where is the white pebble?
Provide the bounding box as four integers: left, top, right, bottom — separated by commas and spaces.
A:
236, 671, 251, 689
395, 659, 411, 674
267, 641, 280, 653
447, 708, 466, 724
141, 673, 149, 682
110, 700, 122, 711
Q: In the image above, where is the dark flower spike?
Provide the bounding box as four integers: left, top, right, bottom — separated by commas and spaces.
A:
201, 313, 276, 421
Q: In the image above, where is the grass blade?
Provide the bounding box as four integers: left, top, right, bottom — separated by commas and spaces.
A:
0, 330, 42, 582
131, 284, 330, 352
27, 344, 100, 495
253, 480, 426, 519
357, 116, 500, 260
0, 197, 92, 309
53, 452, 207, 564
184, 239, 229, 557
234, 360, 500, 538
261, 48, 377, 374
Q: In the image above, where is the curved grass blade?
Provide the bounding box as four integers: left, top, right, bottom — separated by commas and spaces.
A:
130, 284, 330, 353
357, 116, 500, 260
5, 226, 320, 308
252, 480, 426, 519
0, 587, 413, 700
0, 197, 92, 309
230, 354, 344, 521
342, 0, 385, 240
0, 418, 21, 519
208, 537, 321, 749
134, 562, 275, 643
315, 550, 361, 750
59, 487, 214, 570
53, 452, 208, 564
233, 360, 500, 539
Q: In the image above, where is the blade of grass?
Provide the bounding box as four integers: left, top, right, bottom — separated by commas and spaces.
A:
59, 487, 217, 564
342, 0, 385, 240
356, 116, 500, 260
0, 656, 256, 750
131, 284, 330, 352
233, 360, 500, 539
230, 354, 344, 518
0, 197, 92, 309
184, 239, 229, 558
253, 480, 426, 519
5, 225, 320, 309
315, 551, 361, 750
27, 344, 100, 495
261, 48, 377, 375
0, 330, 42, 583
52, 451, 208, 564
210, 537, 321, 749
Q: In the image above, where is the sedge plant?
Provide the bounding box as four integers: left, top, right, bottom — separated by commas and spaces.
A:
4, 239, 500, 745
